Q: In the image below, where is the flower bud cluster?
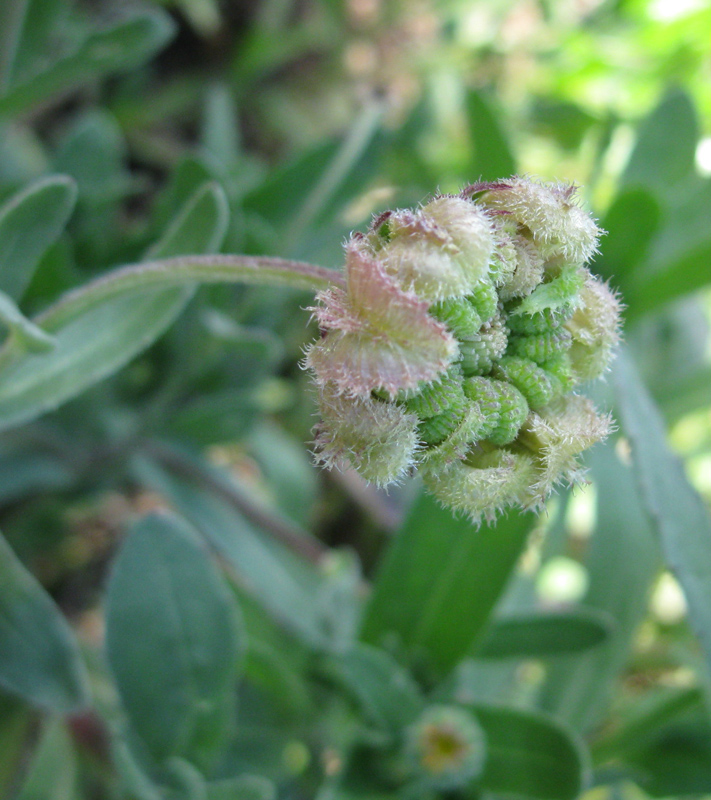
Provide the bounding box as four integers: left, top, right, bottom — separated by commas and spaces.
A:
305, 177, 621, 523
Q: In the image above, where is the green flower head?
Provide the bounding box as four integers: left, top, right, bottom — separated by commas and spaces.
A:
305, 177, 622, 524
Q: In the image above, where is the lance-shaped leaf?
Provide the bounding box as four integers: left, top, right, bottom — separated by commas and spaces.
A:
0, 175, 77, 302
106, 512, 244, 768
613, 350, 711, 683
0, 531, 89, 712
0, 182, 228, 432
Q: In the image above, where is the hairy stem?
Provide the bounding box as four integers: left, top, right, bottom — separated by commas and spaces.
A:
36, 255, 345, 330
144, 439, 328, 566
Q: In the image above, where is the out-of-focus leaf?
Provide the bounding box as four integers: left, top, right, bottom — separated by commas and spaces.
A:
622, 88, 698, 195
0, 448, 72, 504
0, 692, 31, 798
614, 351, 711, 679
331, 643, 424, 734
0, 10, 176, 118
5, 0, 69, 86
0, 0, 29, 92
473, 704, 589, 800
618, 711, 711, 796
247, 422, 319, 527
629, 297, 709, 407
360, 493, 535, 676
134, 448, 345, 651
0, 530, 88, 711
53, 110, 133, 209
529, 97, 597, 152
464, 91, 516, 181
202, 83, 242, 174
0, 289, 55, 352
596, 187, 660, 289
106, 512, 244, 768
594, 686, 703, 764
152, 156, 216, 233
207, 775, 276, 800
0, 182, 228, 432
15, 718, 77, 800
112, 739, 165, 800
0, 175, 77, 301
624, 178, 711, 318
475, 608, 613, 659
245, 101, 385, 256
537, 438, 660, 732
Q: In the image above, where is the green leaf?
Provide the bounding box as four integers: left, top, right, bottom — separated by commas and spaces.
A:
15, 718, 77, 800
105, 512, 244, 768
475, 607, 613, 659
0, 174, 77, 302
207, 775, 276, 800
622, 88, 698, 195
613, 351, 711, 679
0, 530, 88, 712
604, 691, 711, 797
201, 83, 242, 173
473, 704, 589, 800
0, 181, 228, 432
0, 289, 55, 352
53, 109, 132, 205
112, 739, 165, 800
360, 493, 535, 676
0, 10, 176, 119
0, 448, 72, 504
331, 643, 424, 734
623, 178, 711, 318
537, 438, 660, 732
0, 691, 31, 798
595, 187, 661, 290
134, 449, 341, 651
0, 0, 29, 93
464, 91, 516, 181
593, 685, 703, 763
245, 101, 385, 256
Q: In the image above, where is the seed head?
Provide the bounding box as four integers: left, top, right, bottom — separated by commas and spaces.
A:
306, 177, 620, 523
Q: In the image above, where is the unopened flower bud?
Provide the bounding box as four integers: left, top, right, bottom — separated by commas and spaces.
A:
371, 196, 495, 303
313, 383, 420, 486
480, 177, 602, 264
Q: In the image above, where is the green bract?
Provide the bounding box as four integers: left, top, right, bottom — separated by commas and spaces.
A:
306, 178, 621, 523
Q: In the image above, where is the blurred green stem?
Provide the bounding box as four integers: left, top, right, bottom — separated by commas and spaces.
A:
282, 98, 386, 255
144, 439, 329, 566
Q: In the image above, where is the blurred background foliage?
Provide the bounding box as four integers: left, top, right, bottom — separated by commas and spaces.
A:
2, 0, 711, 799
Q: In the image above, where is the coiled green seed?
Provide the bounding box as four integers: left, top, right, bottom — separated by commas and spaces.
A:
540, 352, 576, 392
430, 297, 482, 339
404, 368, 467, 419
505, 306, 570, 334
459, 315, 507, 376
487, 381, 529, 445
419, 407, 468, 446
494, 356, 561, 409
463, 377, 529, 445
509, 328, 572, 363
463, 376, 503, 439
467, 281, 499, 323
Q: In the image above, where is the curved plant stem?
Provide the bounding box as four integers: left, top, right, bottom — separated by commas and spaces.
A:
144, 439, 328, 566
36, 254, 345, 330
